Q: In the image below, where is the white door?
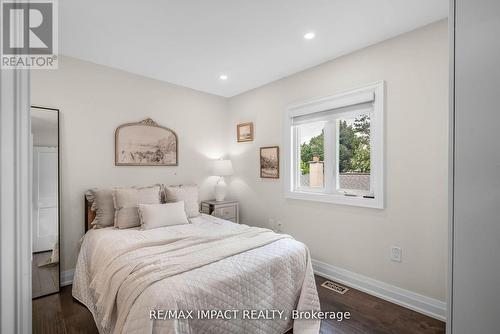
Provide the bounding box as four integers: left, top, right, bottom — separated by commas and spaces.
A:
32, 147, 58, 253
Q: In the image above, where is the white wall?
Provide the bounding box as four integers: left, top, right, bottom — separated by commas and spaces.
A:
32, 111, 58, 147
31, 56, 230, 271
227, 20, 448, 301
451, 1, 500, 332
32, 131, 57, 147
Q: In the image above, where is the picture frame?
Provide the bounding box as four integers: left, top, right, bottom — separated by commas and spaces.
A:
237, 122, 254, 142
260, 146, 280, 179
115, 118, 178, 166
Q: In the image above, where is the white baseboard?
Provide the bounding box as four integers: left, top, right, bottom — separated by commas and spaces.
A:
312, 259, 446, 321
60, 269, 74, 287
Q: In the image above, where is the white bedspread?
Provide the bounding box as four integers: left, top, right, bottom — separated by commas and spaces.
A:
73, 214, 320, 334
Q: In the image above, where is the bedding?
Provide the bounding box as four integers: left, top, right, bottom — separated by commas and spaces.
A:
138, 202, 189, 230
73, 214, 320, 334
164, 185, 200, 218
113, 185, 162, 229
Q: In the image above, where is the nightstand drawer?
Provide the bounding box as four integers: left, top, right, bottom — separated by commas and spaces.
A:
215, 206, 236, 220
200, 200, 239, 223
200, 203, 211, 215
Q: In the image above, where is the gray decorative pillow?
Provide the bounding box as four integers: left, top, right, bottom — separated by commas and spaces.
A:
164, 185, 200, 218
85, 188, 114, 229
113, 185, 161, 229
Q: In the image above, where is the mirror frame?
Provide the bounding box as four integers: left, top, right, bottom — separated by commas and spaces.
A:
31, 105, 61, 299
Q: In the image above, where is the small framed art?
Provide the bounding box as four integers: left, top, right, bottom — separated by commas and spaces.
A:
260, 146, 279, 179
237, 122, 254, 142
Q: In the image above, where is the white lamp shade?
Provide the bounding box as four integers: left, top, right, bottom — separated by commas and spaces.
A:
213, 159, 233, 176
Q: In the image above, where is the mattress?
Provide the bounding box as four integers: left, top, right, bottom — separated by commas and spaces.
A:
73, 214, 320, 334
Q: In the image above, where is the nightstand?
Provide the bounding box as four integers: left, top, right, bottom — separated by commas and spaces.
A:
200, 200, 239, 223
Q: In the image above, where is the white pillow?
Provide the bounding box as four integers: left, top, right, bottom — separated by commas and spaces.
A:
113, 185, 161, 229
164, 185, 200, 218
138, 202, 189, 230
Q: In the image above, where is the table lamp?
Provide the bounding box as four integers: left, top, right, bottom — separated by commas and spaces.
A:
212, 159, 233, 201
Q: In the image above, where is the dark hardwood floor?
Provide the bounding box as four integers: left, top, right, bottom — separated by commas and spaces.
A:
33, 275, 445, 334
33, 285, 98, 334
32, 251, 59, 299
312, 276, 445, 334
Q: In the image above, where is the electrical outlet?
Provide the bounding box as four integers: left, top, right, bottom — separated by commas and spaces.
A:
275, 221, 283, 233
390, 246, 402, 262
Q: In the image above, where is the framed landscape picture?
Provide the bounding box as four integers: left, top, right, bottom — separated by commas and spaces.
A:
260, 146, 279, 179
237, 122, 254, 142
115, 118, 178, 166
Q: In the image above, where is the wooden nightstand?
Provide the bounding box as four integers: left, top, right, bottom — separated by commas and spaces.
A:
200, 200, 239, 223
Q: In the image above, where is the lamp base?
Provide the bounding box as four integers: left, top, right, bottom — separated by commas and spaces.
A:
215, 177, 227, 202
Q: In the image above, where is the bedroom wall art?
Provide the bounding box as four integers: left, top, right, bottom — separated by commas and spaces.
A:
260, 146, 279, 179
237, 122, 254, 142
115, 118, 178, 166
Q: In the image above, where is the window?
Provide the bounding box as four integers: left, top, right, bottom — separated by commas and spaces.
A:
284, 82, 384, 208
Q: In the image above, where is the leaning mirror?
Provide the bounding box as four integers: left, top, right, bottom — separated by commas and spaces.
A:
31, 106, 60, 298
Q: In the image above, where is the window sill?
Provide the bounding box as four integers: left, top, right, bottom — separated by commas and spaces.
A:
285, 190, 384, 209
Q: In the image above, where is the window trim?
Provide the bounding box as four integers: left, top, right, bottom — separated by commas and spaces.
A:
283, 81, 385, 209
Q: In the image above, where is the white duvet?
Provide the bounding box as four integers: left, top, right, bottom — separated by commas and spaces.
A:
73, 214, 320, 334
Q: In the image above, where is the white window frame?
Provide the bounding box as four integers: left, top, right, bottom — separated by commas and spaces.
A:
283, 81, 384, 209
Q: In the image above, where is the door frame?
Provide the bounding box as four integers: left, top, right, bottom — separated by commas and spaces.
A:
0, 69, 32, 332
447, 0, 456, 333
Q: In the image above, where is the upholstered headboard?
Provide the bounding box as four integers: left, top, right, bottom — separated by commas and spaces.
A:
84, 196, 96, 232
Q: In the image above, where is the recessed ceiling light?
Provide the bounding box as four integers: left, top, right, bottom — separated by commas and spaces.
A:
304, 32, 316, 40
219, 74, 228, 80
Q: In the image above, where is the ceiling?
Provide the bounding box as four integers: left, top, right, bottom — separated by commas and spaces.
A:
60, 0, 448, 97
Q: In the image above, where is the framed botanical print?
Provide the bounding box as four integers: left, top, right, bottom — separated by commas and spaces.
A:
260, 146, 279, 179
115, 118, 178, 166
237, 122, 254, 142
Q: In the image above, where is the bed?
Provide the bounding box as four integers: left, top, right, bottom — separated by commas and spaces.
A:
73, 198, 320, 334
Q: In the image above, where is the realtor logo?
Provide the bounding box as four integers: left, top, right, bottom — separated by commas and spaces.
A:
1, 0, 58, 69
